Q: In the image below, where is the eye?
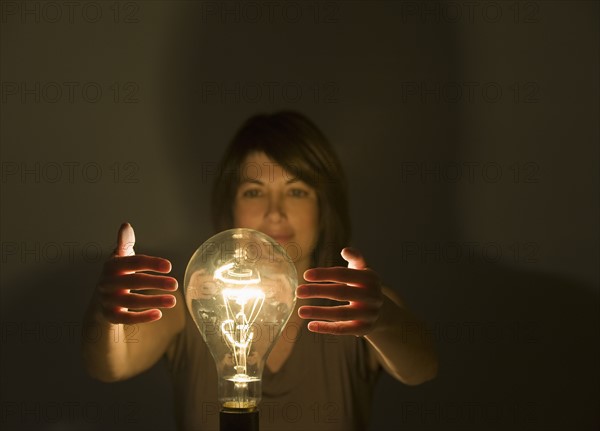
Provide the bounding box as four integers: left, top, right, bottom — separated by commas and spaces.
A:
242, 188, 262, 198
289, 188, 309, 198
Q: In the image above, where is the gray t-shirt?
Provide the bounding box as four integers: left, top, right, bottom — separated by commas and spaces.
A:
166, 307, 381, 431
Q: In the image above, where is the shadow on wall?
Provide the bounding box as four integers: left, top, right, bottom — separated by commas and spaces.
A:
0, 248, 191, 431
371, 261, 599, 431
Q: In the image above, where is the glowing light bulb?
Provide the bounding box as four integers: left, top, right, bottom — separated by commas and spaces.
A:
184, 228, 297, 429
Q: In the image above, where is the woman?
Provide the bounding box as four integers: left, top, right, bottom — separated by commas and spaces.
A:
82, 111, 438, 430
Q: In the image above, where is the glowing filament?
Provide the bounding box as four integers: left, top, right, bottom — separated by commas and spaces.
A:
221, 286, 265, 377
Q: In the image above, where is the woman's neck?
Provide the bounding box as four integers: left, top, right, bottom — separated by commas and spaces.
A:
294, 257, 313, 283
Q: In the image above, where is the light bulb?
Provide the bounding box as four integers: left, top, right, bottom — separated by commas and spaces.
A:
184, 228, 297, 429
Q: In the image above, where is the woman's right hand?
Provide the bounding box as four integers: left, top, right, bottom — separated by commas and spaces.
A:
96, 222, 178, 325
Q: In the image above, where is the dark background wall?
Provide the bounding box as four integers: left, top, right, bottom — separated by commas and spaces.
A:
1, 1, 598, 430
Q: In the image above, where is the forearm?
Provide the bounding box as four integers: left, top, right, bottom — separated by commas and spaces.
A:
81, 289, 184, 382
364, 292, 438, 385
81, 292, 132, 382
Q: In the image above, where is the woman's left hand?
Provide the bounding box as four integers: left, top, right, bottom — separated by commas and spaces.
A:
297, 247, 384, 336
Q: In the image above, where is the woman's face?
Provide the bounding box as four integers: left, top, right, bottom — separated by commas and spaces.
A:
233, 152, 319, 273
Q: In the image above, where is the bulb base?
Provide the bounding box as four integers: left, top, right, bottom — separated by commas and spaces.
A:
220, 408, 259, 431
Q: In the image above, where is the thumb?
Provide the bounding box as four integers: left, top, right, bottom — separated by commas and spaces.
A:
113, 222, 135, 257
341, 247, 367, 270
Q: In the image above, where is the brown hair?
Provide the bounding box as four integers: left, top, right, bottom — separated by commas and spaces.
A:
211, 111, 350, 267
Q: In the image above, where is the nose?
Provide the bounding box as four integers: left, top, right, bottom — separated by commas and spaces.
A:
265, 193, 285, 222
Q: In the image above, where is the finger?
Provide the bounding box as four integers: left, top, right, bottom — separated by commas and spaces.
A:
103, 292, 176, 310
104, 255, 172, 275
103, 307, 162, 325
341, 247, 367, 270
296, 283, 380, 303
99, 273, 178, 292
306, 320, 372, 336
114, 222, 135, 257
298, 305, 374, 322
303, 267, 377, 286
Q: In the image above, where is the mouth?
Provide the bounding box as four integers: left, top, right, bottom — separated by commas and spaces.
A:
267, 234, 293, 244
